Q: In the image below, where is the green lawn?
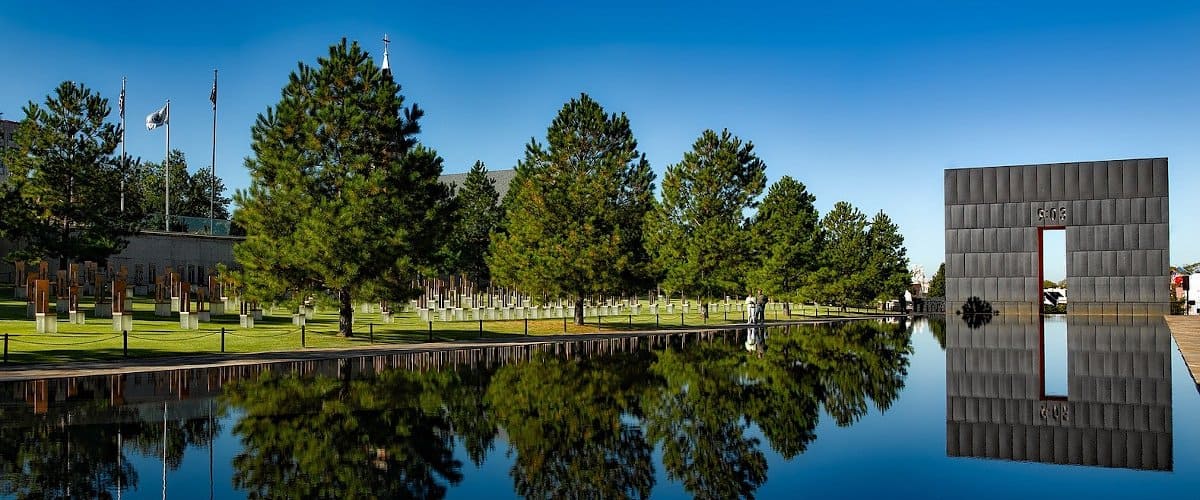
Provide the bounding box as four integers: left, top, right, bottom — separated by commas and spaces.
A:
0, 286, 887, 364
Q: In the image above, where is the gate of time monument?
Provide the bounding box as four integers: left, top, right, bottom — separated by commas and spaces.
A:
943, 158, 1170, 316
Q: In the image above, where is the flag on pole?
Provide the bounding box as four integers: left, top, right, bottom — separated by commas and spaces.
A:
209, 73, 217, 110
146, 104, 168, 130
119, 80, 126, 119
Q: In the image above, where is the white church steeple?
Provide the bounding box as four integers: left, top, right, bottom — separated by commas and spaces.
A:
381, 34, 391, 79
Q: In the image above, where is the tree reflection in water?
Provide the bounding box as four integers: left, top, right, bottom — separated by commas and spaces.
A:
644, 343, 769, 498
220, 368, 482, 499
0, 415, 135, 499
216, 322, 911, 499
0, 397, 220, 499
928, 316, 947, 350
645, 321, 912, 499
487, 352, 656, 499
0, 320, 913, 499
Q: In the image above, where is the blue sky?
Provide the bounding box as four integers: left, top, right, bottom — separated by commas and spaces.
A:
2, 0, 1197, 275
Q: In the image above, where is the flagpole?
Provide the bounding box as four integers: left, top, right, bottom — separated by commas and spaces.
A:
118, 424, 123, 500
210, 69, 217, 235
164, 100, 170, 232
120, 77, 127, 213
208, 399, 214, 500
162, 401, 168, 500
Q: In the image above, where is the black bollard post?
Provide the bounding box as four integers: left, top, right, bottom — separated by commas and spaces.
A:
524, 318, 529, 336
681, 313, 685, 327
479, 319, 484, 338
123, 330, 128, 357
629, 314, 632, 327
563, 317, 567, 333
369, 323, 374, 344
428, 321, 433, 341
3, 333, 7, 364
221, 327, 225, 353
301, 324, 306, 347
656, 314, 659, 328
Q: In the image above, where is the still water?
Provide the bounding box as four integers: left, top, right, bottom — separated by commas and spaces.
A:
0, 316, 1197, 499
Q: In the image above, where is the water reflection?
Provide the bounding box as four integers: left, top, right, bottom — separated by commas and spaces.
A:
945, 315, 1173, 471
222, 368, 473, 498
0, 374, 222, 500
0, 321, 914, 498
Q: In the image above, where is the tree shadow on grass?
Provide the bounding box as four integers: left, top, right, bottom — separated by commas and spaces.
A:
0, 301, 30, 321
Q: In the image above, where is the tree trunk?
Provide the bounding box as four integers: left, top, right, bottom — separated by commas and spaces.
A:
701, 302, 709, 321
338, 287, 353, 337
783, 301, 791, 317
574, 298, 585, 326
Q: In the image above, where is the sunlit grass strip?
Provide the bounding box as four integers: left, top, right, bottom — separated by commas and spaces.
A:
0, 289, 889, 364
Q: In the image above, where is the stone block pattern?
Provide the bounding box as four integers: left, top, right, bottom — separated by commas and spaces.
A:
944, 315, 1172, 470
944, 159, 1169, 315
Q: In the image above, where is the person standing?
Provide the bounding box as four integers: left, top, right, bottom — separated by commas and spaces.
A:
745, 294, 757, 325
755, 289, 766, 324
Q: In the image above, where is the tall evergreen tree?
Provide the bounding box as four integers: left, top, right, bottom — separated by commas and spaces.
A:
447, 161, 502, 284
865, 210, 910, 303
234, 39, 453, 336
928, 263, 946, 298
488, 93, 655, 324
812, 201, 870, 310
185, 166, 231, 220
137, 149, 190, 229
645, 129, 766, 318
139, 150, 232, 230
747, 175, 822, 308
1, 81, 145, 268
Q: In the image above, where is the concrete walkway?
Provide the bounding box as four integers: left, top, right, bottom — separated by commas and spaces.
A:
1166, 315, 1200, 388
0, 316, 901, 382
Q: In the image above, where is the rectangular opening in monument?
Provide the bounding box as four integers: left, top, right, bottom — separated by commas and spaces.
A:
1038, 227, 1066, 312
1040, 315, 1068, 399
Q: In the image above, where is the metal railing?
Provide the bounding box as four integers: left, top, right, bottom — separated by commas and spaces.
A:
141, 215, 234, 236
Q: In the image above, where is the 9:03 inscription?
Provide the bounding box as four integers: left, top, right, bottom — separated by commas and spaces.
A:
1037, 206, 1068, 223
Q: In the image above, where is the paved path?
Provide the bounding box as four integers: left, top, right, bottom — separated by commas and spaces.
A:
1166, 315, 1200, 388
0, 316, 901, 382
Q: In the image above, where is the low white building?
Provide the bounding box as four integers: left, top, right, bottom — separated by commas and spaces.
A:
1043, 287, 1067, 306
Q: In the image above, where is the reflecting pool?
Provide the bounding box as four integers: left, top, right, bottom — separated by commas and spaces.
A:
1, 317, 1197, 499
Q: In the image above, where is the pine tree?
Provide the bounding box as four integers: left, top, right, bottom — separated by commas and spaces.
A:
139, 149, 233, 230
865, 210, 910, 303
645, 129, 766, 318
1, 81, 145, 268
186, 167, 231, 220
234, 39, 453, 337
928, 262, 946, 297
448, 161, 502, 284
747, 175, 821, 309
137, 149, 191, 230
813, 201, 870, 310
488, 93, 655, 324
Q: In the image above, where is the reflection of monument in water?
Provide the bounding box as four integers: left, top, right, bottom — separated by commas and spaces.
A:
945, 315, 1172, 471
